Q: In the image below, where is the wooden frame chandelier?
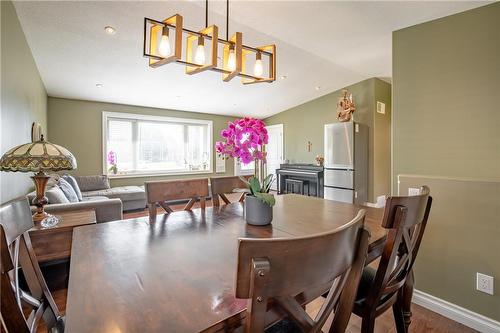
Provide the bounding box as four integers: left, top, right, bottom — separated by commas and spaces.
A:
143, 0, 276, 84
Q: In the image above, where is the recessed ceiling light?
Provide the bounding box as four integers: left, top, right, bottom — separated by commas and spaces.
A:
96, 83, 104, 88
104, 26, 116, 35
315, 86, 321, 91
280, 75, 287, 80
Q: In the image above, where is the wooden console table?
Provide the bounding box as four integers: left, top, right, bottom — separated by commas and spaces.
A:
29, 209, 96, 263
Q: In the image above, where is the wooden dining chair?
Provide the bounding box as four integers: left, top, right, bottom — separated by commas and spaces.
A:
352, 186, 432, 333
0, 199, 65, 333
236, 210, 370, 333
210, 176, 250, 207
145, 178, 209, 221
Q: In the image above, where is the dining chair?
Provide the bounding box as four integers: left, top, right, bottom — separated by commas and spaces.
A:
352, 186, 432, 333
210, 176, 250, 207
236, 210, 370, 333
145, 178, 209, 221
0, 199, 65, 333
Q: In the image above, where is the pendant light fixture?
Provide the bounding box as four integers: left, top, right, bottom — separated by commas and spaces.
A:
194, 36, 206, 65
227, 45, 236, 71
158, 26, 171, 57
143, 0, 276, 84
253, 51, 263, 77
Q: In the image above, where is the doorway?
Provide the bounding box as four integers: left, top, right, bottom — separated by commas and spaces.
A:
265, 124, 284, 190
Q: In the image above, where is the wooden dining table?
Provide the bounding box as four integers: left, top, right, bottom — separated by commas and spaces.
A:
64, 194, 402, 332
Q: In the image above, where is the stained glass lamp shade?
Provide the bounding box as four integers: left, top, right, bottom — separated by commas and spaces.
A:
0, 135, 77, 225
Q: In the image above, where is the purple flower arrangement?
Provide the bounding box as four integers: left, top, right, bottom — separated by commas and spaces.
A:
215, 117, 269, 164
216, 117, 275, 208
107, 151, 118, 174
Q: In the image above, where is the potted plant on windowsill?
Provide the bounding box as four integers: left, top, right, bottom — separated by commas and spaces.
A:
107, 151, 118, 175
215, 117, 275, 226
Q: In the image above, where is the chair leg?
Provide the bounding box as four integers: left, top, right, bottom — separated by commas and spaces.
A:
393, 301, 407, 333
402, 270, 415, 331
148, 203, 157, 222
212, 195, 220, 207
361, 315, 376, 333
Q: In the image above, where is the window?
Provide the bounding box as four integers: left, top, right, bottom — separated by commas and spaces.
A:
234, 159, 255, 176
103, 112, 212, 177
234, 131, 255, 176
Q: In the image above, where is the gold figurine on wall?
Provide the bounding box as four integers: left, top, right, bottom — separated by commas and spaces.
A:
336, 89, 356, 122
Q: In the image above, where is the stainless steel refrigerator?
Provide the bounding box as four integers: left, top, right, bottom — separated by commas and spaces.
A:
324, 122, 368, 204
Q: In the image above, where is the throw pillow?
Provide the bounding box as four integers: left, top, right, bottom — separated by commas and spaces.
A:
45, 186, 70, 204
58, 178, 79, 203
62, 174, 83, 201
75, 175, 111, 192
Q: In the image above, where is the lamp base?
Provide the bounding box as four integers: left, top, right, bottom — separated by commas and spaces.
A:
40, 214, 59, 228
33, 211, 50, 223
31, 171, 50, 223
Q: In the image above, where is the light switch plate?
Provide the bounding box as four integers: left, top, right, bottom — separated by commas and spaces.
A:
377, 101, 386, 114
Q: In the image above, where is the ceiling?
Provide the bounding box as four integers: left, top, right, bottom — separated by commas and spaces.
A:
13, 1, 488, 118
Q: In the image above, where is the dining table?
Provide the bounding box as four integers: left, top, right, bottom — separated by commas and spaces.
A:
64, 194, 412, 332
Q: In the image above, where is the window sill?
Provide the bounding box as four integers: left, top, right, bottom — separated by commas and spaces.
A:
105, 170, 214, 179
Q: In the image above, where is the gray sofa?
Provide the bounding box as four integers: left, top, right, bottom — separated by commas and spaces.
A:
74, 175, 147, 211
30, 198, 123, 223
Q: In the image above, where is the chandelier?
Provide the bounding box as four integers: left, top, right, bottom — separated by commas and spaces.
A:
143, 0, 276, 84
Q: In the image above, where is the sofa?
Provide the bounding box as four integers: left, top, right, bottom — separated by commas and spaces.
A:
26, 174, 147, 223
30, 198, 123, 223
74, 175, 147, 211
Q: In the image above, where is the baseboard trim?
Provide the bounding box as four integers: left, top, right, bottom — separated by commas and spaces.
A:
413, 289, 500, 333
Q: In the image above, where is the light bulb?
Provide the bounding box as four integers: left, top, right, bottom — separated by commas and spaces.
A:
253, 59, 263, 77
227, 49, 236, 71
195, 44, 205, 65
158, 27, 171, 57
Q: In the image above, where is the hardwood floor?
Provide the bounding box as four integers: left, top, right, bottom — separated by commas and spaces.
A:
45, 286, 476, 333
306, 297, 477, 333
37, 196, 477, 333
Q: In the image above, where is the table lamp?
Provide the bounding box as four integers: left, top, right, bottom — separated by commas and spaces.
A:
0, 135, 77, 227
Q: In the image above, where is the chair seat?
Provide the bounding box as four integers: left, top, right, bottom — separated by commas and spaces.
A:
49, 316, 65, 333
265, 318, 302, 333
354, 267, 394, 307
354, 266, 377, 305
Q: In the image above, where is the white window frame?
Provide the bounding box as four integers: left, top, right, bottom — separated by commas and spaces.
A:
234, 159, 255, 176
102, 111, 213, 178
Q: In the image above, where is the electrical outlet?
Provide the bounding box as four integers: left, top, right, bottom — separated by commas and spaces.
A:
476, 273, 494, 295
408, 187, 420, 196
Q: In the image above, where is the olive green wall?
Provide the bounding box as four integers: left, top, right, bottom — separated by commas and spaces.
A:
0, 1, 47, 203
393, 3, 499, 321
373, 79, 392, 200
265, 78, 392, 202
48, 98, 236, 187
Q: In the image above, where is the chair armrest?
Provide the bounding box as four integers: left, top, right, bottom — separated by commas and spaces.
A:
31, 199, 123, 223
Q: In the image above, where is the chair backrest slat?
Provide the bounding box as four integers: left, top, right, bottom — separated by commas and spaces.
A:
0, 199, 33, 246
145, 178, 209, 203
236, 210, 370, 333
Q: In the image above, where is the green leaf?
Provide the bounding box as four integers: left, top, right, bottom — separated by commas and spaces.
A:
249, 176, 261, 195
262, 174, 274, 193
255, 192, 276, 207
